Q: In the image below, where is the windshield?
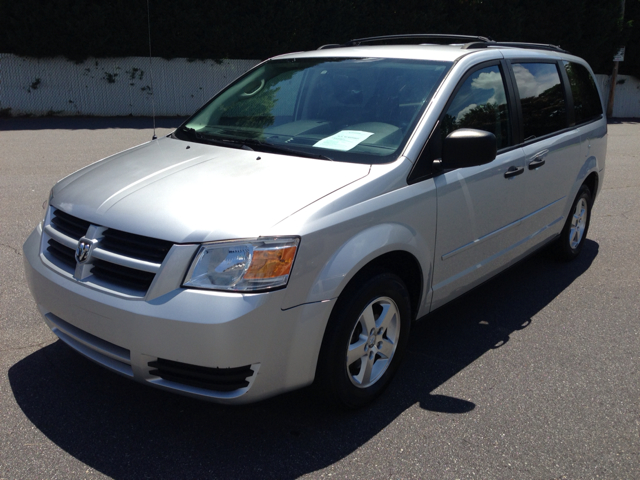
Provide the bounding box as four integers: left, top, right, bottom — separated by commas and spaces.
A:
175, 57, 451, 164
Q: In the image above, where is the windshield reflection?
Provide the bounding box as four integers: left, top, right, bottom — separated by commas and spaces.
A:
176, 57, 451, 164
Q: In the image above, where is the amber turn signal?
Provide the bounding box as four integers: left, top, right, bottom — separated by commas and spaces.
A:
245, 246, 297, 279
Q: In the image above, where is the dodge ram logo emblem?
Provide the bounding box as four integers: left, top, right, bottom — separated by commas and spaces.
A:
75, 240, 92, 263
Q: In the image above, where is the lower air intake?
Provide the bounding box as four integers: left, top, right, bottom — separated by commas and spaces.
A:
148, 358, 254, 392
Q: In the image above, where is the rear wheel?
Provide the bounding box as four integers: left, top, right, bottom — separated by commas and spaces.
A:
553, 185, 592, 261
316, 272, 412, 409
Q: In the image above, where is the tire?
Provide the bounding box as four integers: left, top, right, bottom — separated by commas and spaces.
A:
315, 272, 412, 409
552, 185, 592, 261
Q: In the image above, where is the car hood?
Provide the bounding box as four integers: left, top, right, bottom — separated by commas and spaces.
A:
51, 137, 370, 243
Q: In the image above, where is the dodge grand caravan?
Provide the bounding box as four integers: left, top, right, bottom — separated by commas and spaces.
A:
23, 35, 607, 407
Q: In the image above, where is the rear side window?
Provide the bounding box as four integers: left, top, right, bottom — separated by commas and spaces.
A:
441, 65, 511, 150
513, 62, 567, 140
564, 61, 603, 124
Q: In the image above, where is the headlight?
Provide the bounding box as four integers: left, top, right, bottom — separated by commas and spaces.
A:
183, 237, 299, 292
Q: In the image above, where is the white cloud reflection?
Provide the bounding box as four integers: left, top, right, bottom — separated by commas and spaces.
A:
457, 103, 478, 120
512, 64, 560, 99
471, 70, 506, 105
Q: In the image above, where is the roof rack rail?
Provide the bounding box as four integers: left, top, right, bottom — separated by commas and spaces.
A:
318, 34, 493, 50
316, 36, 569, 54
464, 41, 569, 54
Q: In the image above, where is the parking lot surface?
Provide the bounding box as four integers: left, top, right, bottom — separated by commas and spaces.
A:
1, 117, 638, 479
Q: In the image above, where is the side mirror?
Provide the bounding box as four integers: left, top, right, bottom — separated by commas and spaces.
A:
441, 128, 497, 169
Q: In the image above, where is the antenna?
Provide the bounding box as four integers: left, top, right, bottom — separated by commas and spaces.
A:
146, 0, 157, 140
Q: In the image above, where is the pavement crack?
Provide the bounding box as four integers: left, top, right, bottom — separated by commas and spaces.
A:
0, 243, 22, 257
0, 340, 54, 353
603, 184, 640, 190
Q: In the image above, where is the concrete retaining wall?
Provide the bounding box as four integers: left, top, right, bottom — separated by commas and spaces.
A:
0, 54, 259, 116
1, 54, 638, 118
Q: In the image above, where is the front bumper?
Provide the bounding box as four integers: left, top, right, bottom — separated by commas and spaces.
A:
23, 226, 334, 404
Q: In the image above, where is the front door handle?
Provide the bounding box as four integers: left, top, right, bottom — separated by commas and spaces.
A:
504, 166, 524, 178
528, 157, 546, 169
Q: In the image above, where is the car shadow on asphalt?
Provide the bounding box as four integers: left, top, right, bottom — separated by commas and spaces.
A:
9, 240, 598, 479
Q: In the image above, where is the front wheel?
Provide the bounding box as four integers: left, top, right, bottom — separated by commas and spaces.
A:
315, 272, 412, 409
552, 185, 592, 261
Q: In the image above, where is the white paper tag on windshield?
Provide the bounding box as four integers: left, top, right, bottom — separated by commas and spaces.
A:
313, 130, 374, 151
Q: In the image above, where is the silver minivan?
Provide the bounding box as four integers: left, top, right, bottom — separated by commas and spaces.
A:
24, 35, 607, 407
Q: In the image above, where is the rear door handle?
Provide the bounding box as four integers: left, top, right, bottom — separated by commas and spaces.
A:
504, 166, 524, 178
528, 149, 549, 170
528, 157, 546, 169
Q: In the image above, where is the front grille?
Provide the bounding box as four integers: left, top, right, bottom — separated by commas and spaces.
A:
50, 209, 90, 239
47, 238, 76, 269
148, 358, 254, 392
101, 228, 172, 263
45, 209, 174, 295
91, 259, 156, 292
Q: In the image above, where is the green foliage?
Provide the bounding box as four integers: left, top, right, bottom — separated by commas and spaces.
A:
454, 103, 503, 132
0, 0, 637, 76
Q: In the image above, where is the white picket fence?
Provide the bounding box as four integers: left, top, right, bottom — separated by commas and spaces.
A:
1, 53, 639, 118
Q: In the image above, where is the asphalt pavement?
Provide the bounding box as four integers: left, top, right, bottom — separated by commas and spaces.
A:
1, 117, 638, 479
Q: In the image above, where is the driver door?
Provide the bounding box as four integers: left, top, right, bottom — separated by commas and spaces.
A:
431, 62, 527, 310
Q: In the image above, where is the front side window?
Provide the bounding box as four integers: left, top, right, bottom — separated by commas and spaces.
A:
513, 62, 567, 140
441, 64, 511, 150
175, 57, 451, 164
564, 61, 603, 124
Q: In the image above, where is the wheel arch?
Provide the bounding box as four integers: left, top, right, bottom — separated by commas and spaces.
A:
289, 222, 431, 317
562, 156, 599, 221
337, 251, 423, 323
583, 171, 599, 201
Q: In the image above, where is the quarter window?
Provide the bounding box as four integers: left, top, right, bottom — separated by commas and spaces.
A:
513, 62, 567, 140
441, 65, 511, 150
564, 61, 603, 124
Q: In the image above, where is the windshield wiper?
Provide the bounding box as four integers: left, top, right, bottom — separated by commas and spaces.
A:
179, 127, 253, 151
242, 139, 333, 161
179, 128, 331, 160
